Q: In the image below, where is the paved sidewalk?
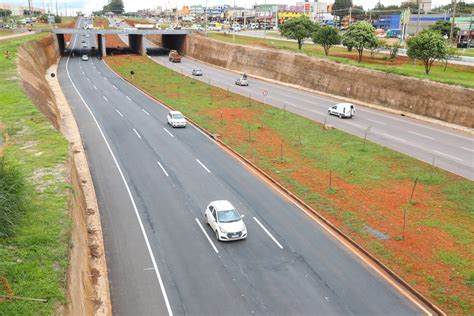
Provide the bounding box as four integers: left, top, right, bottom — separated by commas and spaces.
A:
0, 31, 35, 41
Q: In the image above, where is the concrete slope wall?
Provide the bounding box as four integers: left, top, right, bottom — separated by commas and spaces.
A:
16, 34, 111, 315
184, 34, 474, 128
17, 35, 61, 130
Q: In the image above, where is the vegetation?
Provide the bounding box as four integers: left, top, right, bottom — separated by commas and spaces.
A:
0, 158, 26, 237
0, 34, 70, 314
279, 15, 318, 50
332, 0, 352, 25
432, 1, 474, 14
407, 31, 448, 75
208, 33, 474, 88
103, 0, 124, 14
428, 20, 459, 39
107, 54, 474, 313
342, 22, 378, 62
311, 26, 341, 56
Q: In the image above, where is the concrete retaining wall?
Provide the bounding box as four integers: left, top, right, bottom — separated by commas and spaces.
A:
184, 34, 474, 128
17, 34, 111, 315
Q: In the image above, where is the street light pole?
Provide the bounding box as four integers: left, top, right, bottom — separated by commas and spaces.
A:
233, 0, 236, 44
449, 0, 457, 46
205, 0, 208, 36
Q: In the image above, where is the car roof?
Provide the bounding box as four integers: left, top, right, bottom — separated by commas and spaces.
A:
169, 110, 183, 115
335, 102, 353, 106
211, 200, 235, 211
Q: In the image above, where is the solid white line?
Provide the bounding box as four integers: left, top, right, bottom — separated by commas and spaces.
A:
367, 118, 386, 126
126, 96, 132, 101
163, 128, 174, 138
195, 218, 219, 254
103, 96, 108, 102
115, 109, 124, 117
133, 128, 142, 139
196, 159, 211, 173
157, 161, 169, 177
461, 146, 474, 153
93, 85, 97, 90
408, 131, 435, 140
66, 43, 173, 316
142, 109, 150, 116
253, 217, 283, 249
383, 133, 407, 143
113, 84, 118, 90
433, 150, 463, 162
345, 121, 364, 129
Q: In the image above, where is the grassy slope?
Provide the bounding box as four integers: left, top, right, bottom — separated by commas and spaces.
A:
107, 55, 473, 313
0, 34, 70, 314
208, 33, 474, 88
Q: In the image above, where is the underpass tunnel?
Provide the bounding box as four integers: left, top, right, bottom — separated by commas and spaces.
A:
161, 34, 187, 55
56, 34, 66, 55
129, 34, 146, 56
97, 34, 106, 57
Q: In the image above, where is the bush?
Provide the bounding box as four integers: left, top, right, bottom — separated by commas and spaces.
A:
54, 15, 61, 23
0, 158, 27, 237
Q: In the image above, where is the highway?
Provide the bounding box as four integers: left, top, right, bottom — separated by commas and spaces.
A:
58, 18, 433, 315
147, 52, 473, 180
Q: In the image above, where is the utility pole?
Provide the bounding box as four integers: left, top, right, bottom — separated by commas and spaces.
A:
55, 0, 58, 16
467, 10, 473, 45
449, 0, 457, 46
349, 6, 352, 25
205, 0, 208, 36
233, 0, 236, 44
415, 0, 421, 35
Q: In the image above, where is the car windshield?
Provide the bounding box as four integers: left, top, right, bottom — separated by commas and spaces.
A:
217, 209, 241, 223
172, 113, 184, 119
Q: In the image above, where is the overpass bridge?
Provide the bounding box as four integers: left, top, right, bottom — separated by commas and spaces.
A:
51, 29, 192, 56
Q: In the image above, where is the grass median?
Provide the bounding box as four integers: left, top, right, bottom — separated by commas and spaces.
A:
208, 33, 474, 88
0, 34, 70, 314
107, 54, 473, 313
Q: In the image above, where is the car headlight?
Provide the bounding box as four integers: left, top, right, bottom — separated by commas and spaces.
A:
219, 226, 227, 233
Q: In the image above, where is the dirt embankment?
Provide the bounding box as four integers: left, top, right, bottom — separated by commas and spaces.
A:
17, 34, 111, 315
184, 34, 474, 128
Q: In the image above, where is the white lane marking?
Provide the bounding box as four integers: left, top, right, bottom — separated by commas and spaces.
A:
144, 267, 155, 271
115, 109, 124, 117
93, 85, 97, 90
133, 128, 142, 139
408, 131, 435, 140
383, 133, 407, 143
104, 77, 107, 81
310, 109, 326, 115
86, 77, 90, 82
196, 159, 211, 173
461, 146, 474, 153
157, 161, 169, 177
66, 36, 173, 316
82, 71, 85, 75
253, 217, 283, 249
103, 96, 108, 102
195, 218, 219, 254
142, 109, 150, 116
113, 84, 118, 90
367, 118, 386, 126
126, 96, 132, 101
433, 150, 463, 162
163, 128, 174, 138
345, 121, 364, 129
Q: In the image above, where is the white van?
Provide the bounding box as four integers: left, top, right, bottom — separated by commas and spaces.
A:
328, 103, 355, 118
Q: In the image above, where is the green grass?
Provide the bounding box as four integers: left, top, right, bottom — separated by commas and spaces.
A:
0, 29, 15, 36
108, 55, 474, 312
0, 34, 71, 314
457, 48, 474, 57
208, 33, 474, 88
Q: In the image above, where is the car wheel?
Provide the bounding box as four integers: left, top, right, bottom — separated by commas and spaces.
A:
328, 110, 331, 115
339, 113, 342, 118
204, 214, 208, 225
215, 230, 220, 241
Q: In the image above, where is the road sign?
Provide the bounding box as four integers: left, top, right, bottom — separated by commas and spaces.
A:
263, 90, 268, 97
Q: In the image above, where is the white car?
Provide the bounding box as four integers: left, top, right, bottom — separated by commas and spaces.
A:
81, 54, 89, 61
235, 77, 249, 86
205, 200, 247, 241
167, 110, 186, 128
328, 102, 355, 118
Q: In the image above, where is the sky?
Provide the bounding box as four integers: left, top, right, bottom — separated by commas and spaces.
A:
5, 0, 460, 14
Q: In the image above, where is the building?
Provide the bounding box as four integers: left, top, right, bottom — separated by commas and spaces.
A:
374, 14, 401, 30
406, 13, 450, 34
0, 3, 45, 16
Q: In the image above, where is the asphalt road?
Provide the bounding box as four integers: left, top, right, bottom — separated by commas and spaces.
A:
146, 52, 473, 181
59, 19, 432, 315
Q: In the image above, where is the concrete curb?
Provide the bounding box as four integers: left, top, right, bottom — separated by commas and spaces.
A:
103, 57, 446, 316
47, 63, 112, 316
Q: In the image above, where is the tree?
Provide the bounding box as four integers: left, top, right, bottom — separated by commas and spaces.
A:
312, 26, 341, 56
428, 20, 459, 39
386, 42, 402, 60
407, 31, 448, 75
368, 39, 384, 58
332, 0, 352, 27
342, 21, 378, 62
279, 16, 318, 50
54, 15, 62, 23
103, 0, 124, 14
